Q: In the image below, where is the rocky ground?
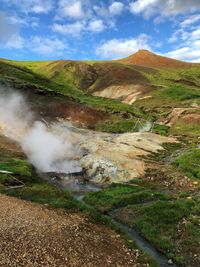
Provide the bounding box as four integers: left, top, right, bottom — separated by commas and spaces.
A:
0, 194, 146, 267
53, 122, 175, 183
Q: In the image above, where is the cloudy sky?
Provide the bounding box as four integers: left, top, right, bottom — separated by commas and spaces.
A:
1, 0, 200, 62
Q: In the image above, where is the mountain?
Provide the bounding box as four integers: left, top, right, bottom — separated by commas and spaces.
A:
0, 50, 199, 132
0, 50, 200, 267
119, 49, 197, 68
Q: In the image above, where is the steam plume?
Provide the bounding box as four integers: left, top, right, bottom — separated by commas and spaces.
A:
0, 88, 81, 173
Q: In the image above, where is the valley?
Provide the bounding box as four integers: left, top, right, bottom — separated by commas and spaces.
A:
0, 50, 199, 267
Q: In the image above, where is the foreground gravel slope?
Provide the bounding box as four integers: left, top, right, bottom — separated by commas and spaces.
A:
0, 194, 144, 267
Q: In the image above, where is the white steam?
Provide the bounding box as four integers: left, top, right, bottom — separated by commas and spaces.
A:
0, 89, 81, 173
0, 91, 33, 141
139, 121, 153, 133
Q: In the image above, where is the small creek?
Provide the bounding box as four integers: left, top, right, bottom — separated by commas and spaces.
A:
41, 172, 177, 267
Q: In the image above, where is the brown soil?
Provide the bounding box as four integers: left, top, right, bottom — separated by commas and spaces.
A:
42, 100, 109, 128
2, 79, 110, 129
119, 50, 197, 69
88, 62, 158, 104
0, 194, 143, 267
161, 108, 200, 126
143, 162, 198, 193
91, 62, 149, 92
180, 113, 200, 124
0, 135, 23, 158
44, 60, 98, 90
170, 78, 199, 87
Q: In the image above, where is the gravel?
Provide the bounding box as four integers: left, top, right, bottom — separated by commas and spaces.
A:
0, 194, 144, 267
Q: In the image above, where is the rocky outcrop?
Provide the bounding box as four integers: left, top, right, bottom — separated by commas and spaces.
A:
79, 131, 176, 183
93, 84, 151, 104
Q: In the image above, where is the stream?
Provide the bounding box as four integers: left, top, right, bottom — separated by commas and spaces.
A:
41, 172, 177, 267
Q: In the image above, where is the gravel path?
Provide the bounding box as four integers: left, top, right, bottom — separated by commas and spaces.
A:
0, 194, 144, 267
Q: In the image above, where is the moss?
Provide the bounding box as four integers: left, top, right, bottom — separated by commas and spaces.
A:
172, 148, 200, 179
170, 122, 200, 137
84, 184, 169, 212
152, 124, 169, 136
158, 85, 200, 101
0, 60, 147, 121
96, 118, 145, 133
129, 199, 194, 252
0, 159, 32, 178
4, 183, 82, 209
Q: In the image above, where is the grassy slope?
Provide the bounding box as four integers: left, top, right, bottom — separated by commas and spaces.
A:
0, 139, 158, 267
134, 66, 200, 114
0, 60, 145, 118
2, 58, 200, 134
0, 57, 200, 266
5, 58, 200, 116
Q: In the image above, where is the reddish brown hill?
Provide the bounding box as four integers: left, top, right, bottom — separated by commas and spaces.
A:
119, 49, 197, 68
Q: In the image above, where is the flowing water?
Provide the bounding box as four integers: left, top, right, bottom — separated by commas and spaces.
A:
41, 172, 177, 267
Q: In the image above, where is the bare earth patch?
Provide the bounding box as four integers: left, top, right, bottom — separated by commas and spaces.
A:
0, 194, 144, 267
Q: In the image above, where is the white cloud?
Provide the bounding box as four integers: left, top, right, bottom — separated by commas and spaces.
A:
88, 19, 105, 33
53, 19, 106, 36
57, 0, 91, 19
93, 4, 109, 18
167, 29, 200, 62
109, 2, 124, 15
194, 40, 200, 46
8, 15, 39, 28
167, 13, 200, 63
129, 0, 200, 18
6, 34, 24, 49
180, 14, 200, 28
52, 22, 85, 36
166, 45, 200, 62
0, 11, 15, 42
3, 0, 54, 14
30, 36, 66, 55
190, 28, 200, 40
166, 47, 190, 59
129, 0, 157, 18
0, 11, 24, 49
96, 34, 151, 59
191, 57, 200, 63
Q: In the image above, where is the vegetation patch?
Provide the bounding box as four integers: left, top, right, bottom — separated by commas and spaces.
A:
152, 124, 169, 136
96, 118, 146, 133
113, 198, 195, 266
0, 149, 83, 210
0, 158, 32, 178
132, 200, 194, 251
172, 148, 200, 179
158, 85, 200, 101
170, 122, 200, 137
3, 182, 82, 210
84, 184, 169, 212
0, 61, 146, 120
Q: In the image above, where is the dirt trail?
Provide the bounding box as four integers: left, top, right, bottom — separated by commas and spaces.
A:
0, 194, 144, 267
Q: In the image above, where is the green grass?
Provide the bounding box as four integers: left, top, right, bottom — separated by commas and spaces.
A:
152, 124, 169, 136
0, 147, 159, 267
84, 184, 169, 212
0, 147, 84, 210
0, 163, 85, 211
145, 141, 183, 162
128, 199, 194, 252
0, 60, 146, 120
2, 182, 82, 209
0, 158, 32, 178
172, 148, 200, 179
96, 118, 147, 133
158, 85, 200, 101
170, 122, 200, 137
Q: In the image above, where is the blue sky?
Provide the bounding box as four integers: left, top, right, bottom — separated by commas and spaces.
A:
1, 0, 200, 62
